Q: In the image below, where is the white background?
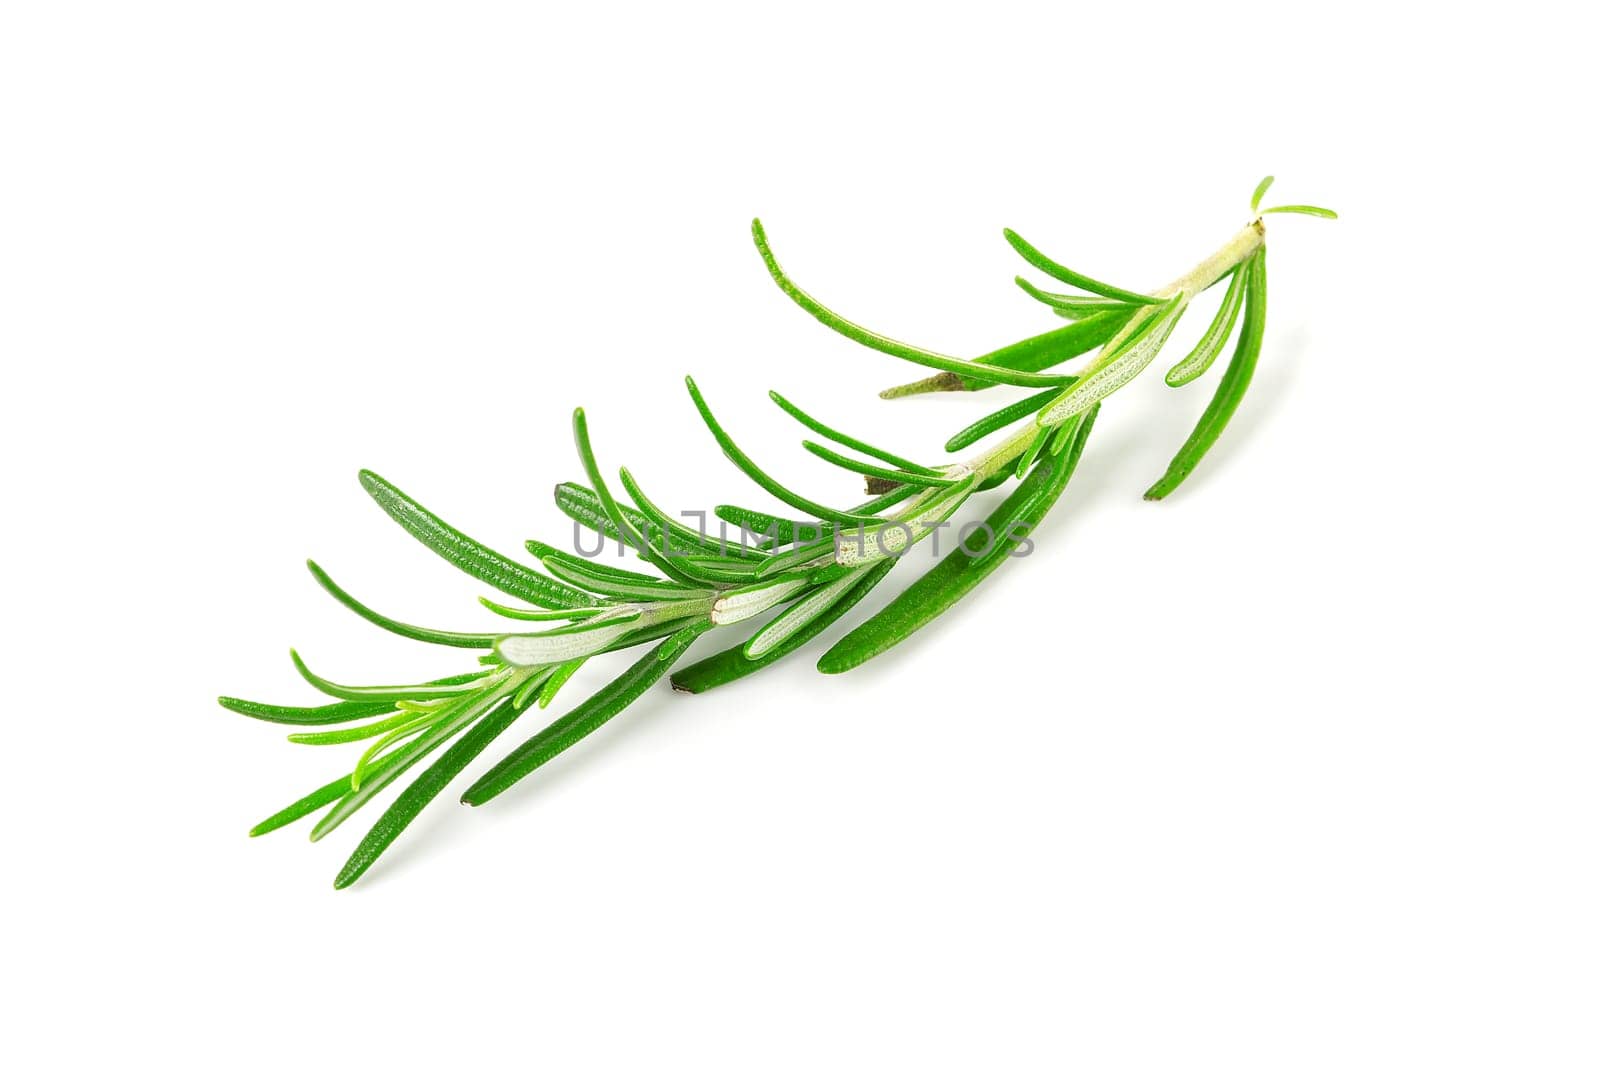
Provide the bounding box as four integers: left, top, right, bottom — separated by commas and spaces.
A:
3, 2, 1595, 1066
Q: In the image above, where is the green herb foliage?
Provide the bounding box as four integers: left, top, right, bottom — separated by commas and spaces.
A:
222, 178, 1333, 886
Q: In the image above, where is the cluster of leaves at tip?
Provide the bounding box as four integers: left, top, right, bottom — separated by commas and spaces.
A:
221, 177, 1335, 887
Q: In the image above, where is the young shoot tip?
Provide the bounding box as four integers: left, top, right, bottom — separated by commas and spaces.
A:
1250, 176, 1275, 213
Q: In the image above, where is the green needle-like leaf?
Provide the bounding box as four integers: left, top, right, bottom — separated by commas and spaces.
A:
218, 672, 489, 726
286, 706, 431, 745
671, 561, 894, 693
879, 313, 1126, 397
333, 695, 529, 889
1013, 279, 1136, 319
541, 557, 704, 602
1014, 426, 1052, 481
713, 480, 921, 547
686, 376, 875, 526
249, 777, 351, 837
769, 391, 941, 475
349, 714, 436, 789
462, 624, 712, 806
1251, 175, 1275, 213
751, 537, 838, 578
714, 504, 829, 548
524, 539, 668, 585
751, 220, 1076, 389
1039, 296, 1187, 426
818, 406, 1097, 673
801, 440, 957, 489
538, 658, 586, 708
1003, 229, 1162, 305
745, 565, 880, 658
571, 409, 711, 590
616, 467, 764, 585
306, 560, 500, 648
1145, 251, 1268, 500
311, 675, 522, 841
1165, 257, 1250, 386
553, 482, 760, 560
478, 599, 603, 623
832, 474, 976, 568
289, 650, 495, 703
360, 470, 594, 609
1261, 204, 1338, 219
248, 743, 416, 837
494, 609, 669, 669
945, 388, 1064, 452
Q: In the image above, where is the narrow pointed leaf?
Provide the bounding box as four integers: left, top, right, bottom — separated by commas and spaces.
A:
1014, 427, 1051, 480
1145, 251, 1268, 500
1165, 257, 1250, 386
672, 561, 894, 693
770, 391, 940, 475
217, 671, 488, 726
745, 565, 879, 658
879, 312, 1127, 397
553, 482, 760, 560
289, 649, 494, 703
462, 624, 712, 806
751, 220, 1075, 389
496, 618, 647, 668
311, 677, 521, 840
1040, 297, 1187, 426
333, 696, 528, 889
524, 539, 668, 585
752, 536, 838, 578
818, 406, 1097, 673
616, 467, 759, 585
478, 598, 604, 623
1013, 278, 1135, 319
1261, 204, 1337, 219
714, 504, 830, 548
286, 706, 430, 745
1251, 175, 1275, 212
572, 409, 705, 588
945, 388, 1064, 452
1002, 229, 1161, 304
541, 557, 703, 602
712, 482, 921, 546
360, 470, 593, 609
710, 576, 808, 626
538, 658, 586, 708
306, 560, 499, 648
832, 474, 976, 568
249, 776, 352, 837
249, 738, 417, 837
801, 441, 956, 489
686, 376, 874, 526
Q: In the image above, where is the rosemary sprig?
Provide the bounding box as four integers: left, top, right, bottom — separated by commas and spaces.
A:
222, 178, 1334, 886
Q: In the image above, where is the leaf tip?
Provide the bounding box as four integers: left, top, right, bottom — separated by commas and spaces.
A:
815, 649, 851, 675
1250, 175, 1275, 212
